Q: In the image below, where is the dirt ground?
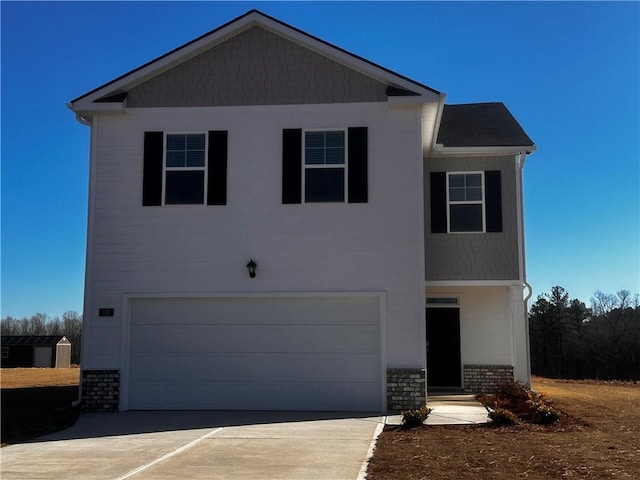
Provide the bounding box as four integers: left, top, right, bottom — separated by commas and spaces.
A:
367, 377, 640, 479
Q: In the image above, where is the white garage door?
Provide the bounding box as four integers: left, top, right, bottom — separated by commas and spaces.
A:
127, 296, 383, 411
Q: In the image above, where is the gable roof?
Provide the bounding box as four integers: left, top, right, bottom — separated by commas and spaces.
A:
69, 9, 442, 112
1, 335, 70, 346
436, 102, 535, 150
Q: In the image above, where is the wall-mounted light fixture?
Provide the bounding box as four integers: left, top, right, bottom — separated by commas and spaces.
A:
246, 259, 257, 278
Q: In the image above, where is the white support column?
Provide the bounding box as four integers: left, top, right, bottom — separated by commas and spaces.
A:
510, 284, 531, 385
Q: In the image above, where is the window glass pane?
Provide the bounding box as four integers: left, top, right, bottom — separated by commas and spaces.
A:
449, 174, 465, 188
465, 173, 482, 188
426, 297, 459, 305
165, 171, 204, 205
305, 168, 345, 202
166, 151, 186, 168
325, 131, 344, 148
305, 149, 325, 165
450, 204, 483, 232
186, 134, 205, 150
186, 150, 205, 167
167, 135, 185, 151
305, 132, 324, 148
466, 186, 483, 201
325, 147, 344, 165
449, 188, 466, 202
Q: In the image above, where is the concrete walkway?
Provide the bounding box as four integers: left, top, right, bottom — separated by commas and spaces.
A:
386, 394, 490, 426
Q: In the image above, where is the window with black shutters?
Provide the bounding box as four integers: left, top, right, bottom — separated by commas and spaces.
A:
282, 127, 368, 204
430, 170, 503, 233
143, 131, 227, 206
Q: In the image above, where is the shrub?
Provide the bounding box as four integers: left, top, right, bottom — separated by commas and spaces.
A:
400, 406, 432, 429
496, 379, 532, 401
488, 408, 519, 426
532, 403, 561, 425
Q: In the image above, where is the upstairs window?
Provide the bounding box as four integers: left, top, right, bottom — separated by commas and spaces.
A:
447, 172, 484, 232
165, 133, 207, 205
282, 127, 368, 204
143, 130, 227, 206
304, 130, 345, 202
430, 170, 502, 233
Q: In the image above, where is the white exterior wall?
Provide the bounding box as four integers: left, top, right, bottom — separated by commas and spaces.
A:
426, 286, 516, 366
83, 101, 427, 372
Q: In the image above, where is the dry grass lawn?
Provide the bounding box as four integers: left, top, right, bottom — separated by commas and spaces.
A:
367, 377, 640, 479
1, 367, 80, 388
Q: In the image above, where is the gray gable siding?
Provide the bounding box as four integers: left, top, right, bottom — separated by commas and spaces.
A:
127, 26, 388, 107
424, 155, 520, 281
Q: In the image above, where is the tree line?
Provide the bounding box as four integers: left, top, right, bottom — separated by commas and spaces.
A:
1, 312, 82, 365
529, 287, 639, 381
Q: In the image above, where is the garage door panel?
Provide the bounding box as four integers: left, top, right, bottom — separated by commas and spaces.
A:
128, 296, 383, 411
130, 380, 382, 411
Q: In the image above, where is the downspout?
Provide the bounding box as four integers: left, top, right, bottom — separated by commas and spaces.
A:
517, 150, 533, 384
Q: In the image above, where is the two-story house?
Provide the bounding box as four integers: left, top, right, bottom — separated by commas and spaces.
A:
68, 10, 534, 412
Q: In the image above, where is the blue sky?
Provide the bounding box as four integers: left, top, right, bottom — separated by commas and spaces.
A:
1, 1, 638, 318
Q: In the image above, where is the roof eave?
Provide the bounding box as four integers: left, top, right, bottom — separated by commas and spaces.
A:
430, 144, 536, 156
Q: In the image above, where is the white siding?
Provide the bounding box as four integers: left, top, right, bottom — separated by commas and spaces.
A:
84, 102, 427, 371
426, 286, 514, 366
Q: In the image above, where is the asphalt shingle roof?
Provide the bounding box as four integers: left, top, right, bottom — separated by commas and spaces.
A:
437, 102, 534, 148
1, 336, 68, 346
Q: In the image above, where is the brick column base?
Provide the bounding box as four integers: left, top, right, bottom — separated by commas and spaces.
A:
81, 369, 120, 412
463, 364, 514, 393
386, 368, 426, 413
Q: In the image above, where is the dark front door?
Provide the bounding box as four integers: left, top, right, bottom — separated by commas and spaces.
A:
426, 307, 461, 388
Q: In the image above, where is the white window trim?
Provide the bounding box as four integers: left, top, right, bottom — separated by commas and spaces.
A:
446, 171, 485, 233
302, 128, 348, 204
162, 132, 208, 206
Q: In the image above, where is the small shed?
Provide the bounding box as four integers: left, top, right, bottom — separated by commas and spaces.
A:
1, 335, 72, 368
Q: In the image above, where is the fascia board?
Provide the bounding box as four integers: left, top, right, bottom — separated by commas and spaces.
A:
430, 145, 536, 156
70, 10, 441, 112
426, 280, 526, 288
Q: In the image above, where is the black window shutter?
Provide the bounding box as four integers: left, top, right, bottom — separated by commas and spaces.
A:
485, 170, 503, 232
282, 129, 302, 204
348, 127, 368, 203
143, 131, 163, 206
430, 172, 447, 233
207, 131, 227, 205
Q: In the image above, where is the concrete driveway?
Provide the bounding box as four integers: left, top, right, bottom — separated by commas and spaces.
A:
0, 411, 384, 480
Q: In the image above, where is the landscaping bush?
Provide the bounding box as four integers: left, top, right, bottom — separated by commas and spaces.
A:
488, 407, 519, 426
400, 406, 432, 429
487, 379, 561, 425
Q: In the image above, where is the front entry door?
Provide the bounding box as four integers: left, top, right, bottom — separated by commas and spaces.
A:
426, 307, 461, 388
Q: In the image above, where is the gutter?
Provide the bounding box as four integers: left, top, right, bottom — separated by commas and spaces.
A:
518, 149, 534, 383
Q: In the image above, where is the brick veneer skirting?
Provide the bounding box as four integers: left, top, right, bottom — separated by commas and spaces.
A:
386, 368, 426, 413
463, 364, 514, 393
81, 369, 120, 412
